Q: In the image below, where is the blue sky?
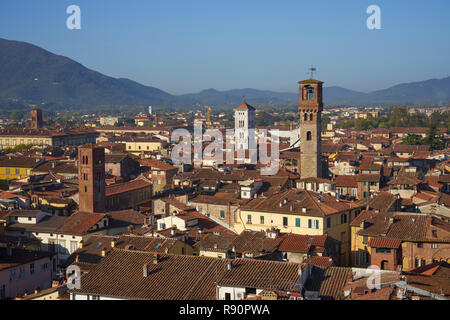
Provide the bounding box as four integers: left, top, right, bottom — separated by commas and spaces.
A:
1, 0, 449, 94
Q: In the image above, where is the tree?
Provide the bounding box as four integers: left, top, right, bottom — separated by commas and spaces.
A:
401, 134, 423, 146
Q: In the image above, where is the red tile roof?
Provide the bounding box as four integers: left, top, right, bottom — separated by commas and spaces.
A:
368, 237, 402, 249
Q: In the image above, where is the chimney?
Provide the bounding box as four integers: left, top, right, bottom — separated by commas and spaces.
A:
143, 263, 149, 277
302, 207, 307, 213
79, 241, 84, 249
101, 248, 107, 257
153, 254, 160, 264
171, 229, 176, 236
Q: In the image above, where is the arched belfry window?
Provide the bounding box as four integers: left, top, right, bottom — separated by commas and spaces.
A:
307, 131, 312, 141
303, 113, 308, 121
304, 86, 315, 100
310, 113, 313, 121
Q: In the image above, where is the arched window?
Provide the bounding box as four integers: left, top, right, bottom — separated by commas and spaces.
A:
307, 131, 312, 141
303, 113, 308, 121
310, 113, 313, 121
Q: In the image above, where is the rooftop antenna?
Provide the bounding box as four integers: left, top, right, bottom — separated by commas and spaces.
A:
308, 66, 317, 79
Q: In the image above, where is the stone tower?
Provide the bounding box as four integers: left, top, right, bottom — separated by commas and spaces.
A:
234, 102, 255, 150
298, 78, 323, 179
30, 108, 43, 129
78, 145, 106, 213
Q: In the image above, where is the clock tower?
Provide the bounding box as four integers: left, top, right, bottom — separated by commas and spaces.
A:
298, 78, 323, 180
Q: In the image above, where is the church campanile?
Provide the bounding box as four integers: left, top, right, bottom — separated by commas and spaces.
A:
298, 78, 323, 180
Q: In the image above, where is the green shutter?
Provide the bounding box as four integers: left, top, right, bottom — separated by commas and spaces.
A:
296, 218, 300, 227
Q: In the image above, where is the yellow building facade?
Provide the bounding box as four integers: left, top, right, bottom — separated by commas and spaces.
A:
235, 191, 364, 266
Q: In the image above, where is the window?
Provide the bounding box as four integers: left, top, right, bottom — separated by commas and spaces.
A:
376, 248, 391, 254
220, 210, 225, 219
15, 168, 20, 175
306, 131, 312, 141
341, 214, 347, 224
432, 243, 438, 249
341, 232, 346, 242
19, 266, 26, 278
283, 217, 288, 227
30, 263, 35, 275
308, 219, 319, 229
6, 168, 10, 175
260, 216, 264, 224
363, 252, 369, 264
10, 269, 18, 280
71, 241, 78, 253
417, 243, 423, 248
363, 236, 368, 244
247, 215, 252, 223
295, 218, 301, 227
326, 217, 331, 228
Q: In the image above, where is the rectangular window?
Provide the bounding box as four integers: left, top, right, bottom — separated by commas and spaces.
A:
6, 168, 10, 175
10, 269, 17, 280
326, 217, 331, 228
220, 210, 225, 219
71, 241, 78, 253
417, 243, 423, 248
295, 218, 301, 227
19, 266, 26, 279
247, 215, 252, 223
283, 217, 288, 227
260, 216, 264, 224
432, 243, 438, 249
15, 168, 20, 175
363, 236, 368, 244
375, 248, 391, 254
30, 263, 35, 275
308, 219, 312, 228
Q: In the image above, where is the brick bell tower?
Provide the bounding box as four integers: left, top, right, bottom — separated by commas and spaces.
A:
78, 145, 106, 213
298, 77, 324, 180
30, 108, 43, 129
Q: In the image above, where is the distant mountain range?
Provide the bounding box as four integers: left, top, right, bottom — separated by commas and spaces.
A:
0, 38, 449, 110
